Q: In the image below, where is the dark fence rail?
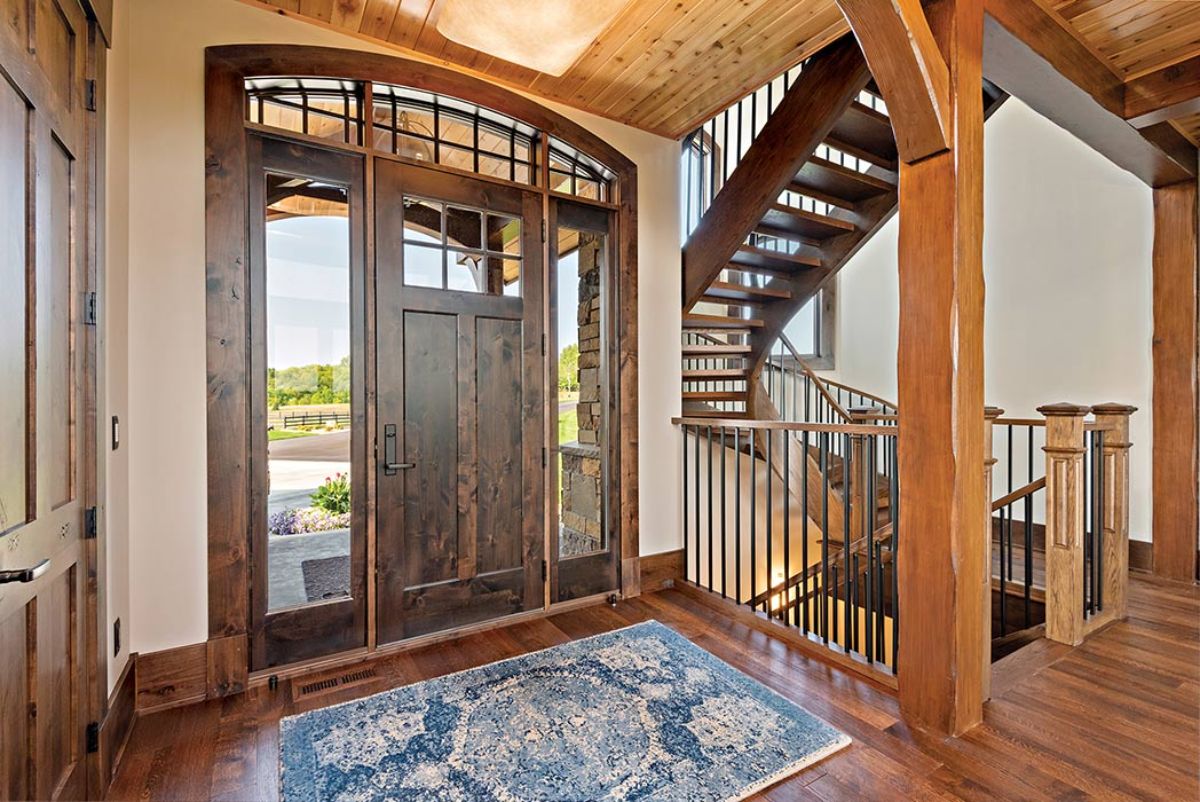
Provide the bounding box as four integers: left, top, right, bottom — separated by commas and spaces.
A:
279, 412, 353, 429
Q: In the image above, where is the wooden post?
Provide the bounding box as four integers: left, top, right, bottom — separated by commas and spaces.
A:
1039, 403, 1091, 646
892, 0, 988, 735
982, 406, 1003, 700
1091, 404, 1137, 621
1151, 181, 1198, 583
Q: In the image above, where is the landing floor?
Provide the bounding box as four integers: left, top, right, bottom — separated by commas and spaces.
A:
107, 573, 1199, 801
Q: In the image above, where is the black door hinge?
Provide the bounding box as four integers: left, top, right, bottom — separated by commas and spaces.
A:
542, 447, 547, 469
85, 80, 97, 112
541, 219, 546, 243
86, 721, 100, 754
84, 507, 97, 539
84, 292, 97, 326
541, 333, 547, 356
541, 560, 548, 583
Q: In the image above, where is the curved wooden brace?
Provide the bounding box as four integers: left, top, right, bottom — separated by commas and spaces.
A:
834, 0, 952, 163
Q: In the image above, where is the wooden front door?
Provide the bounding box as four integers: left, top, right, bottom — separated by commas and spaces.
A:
375, 161, 545, 643
0, 0, 95, 798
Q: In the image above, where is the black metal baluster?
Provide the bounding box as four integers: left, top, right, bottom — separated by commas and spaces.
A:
801, 431, 810, 633
821, 432, 830, 643
1096, 431, 1105, 612
890, 437, 899, 670
682, 425, 689, 584
865, 435, 875, 664
750, 428, 758, 608
720, 427, 727, 599
843, 433, 852, 651
999, 506, 1007, 636
735, 428, 742, 603
706, 426, 714, 593
783, 428, 791, 624
694, 423, 701, 586
766, 429, 774, 615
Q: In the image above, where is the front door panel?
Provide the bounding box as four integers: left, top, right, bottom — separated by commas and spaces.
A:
376, 161, 544, 643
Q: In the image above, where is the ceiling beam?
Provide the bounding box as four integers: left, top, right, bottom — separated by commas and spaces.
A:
1124, 55, 1200, 129
982, 0, 1196, 188
834, 0, 951, 163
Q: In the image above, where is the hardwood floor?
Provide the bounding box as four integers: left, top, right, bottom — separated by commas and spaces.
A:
107, 573, 1199, 801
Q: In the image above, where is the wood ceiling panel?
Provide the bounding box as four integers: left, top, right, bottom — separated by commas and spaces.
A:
1175, 112, 1200, 146
1051, 0, 1200, 78
241, 0, 848, 137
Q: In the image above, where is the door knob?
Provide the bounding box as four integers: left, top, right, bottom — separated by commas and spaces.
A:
0, 559, 50, 585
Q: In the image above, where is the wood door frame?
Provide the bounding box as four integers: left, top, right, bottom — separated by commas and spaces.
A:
205, 45, 639, 694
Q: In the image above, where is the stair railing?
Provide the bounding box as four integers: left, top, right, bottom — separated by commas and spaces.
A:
675, 416, 900, 685
681, 64, 889, 241
681, 330, 749, 416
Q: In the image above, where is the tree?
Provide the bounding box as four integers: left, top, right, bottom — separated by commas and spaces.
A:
558, 343, 580, 392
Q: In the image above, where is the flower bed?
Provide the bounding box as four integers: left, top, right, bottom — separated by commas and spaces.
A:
269, 507, 351, 536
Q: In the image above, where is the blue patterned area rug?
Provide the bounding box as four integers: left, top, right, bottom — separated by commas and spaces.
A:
280, 620, 850, 801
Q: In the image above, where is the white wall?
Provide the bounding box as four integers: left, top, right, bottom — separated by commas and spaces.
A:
821, 98, 1154, 540
111, 0, 681, 657
103, 0, 131, 692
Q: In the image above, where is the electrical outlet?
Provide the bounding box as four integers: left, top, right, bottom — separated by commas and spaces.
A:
113, 618, 121, 657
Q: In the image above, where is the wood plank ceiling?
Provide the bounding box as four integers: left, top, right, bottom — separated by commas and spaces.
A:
246, 0, 1200, 144
242, 0, 850, 138
1049, 0, 1200, 144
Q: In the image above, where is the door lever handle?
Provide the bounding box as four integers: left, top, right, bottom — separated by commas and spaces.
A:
383, 424, 414, 475
0, 559, 50, 585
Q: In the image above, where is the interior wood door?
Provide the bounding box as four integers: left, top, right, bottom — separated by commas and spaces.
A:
375, 161, 545, 643
0, 0, 94, 798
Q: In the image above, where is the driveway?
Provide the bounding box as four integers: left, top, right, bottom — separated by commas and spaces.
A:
269, 430, 351, 462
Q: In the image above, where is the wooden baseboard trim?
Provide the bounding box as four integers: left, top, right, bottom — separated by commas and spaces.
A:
640, 548, 684, 592
135, 642, 208, 714
98, 655, 138, 792
1128, 539, 1199, 577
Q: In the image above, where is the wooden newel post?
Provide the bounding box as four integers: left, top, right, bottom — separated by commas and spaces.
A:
1039, 403, 1091, 646
982, 406, 1004, 699
848, 406, 884, 542
1090, 404, 1136, 621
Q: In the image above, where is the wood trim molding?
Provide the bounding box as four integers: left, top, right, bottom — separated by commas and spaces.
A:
834, 0, 951, 163
1124, 56, 1200, 130
640, 549, 684, 592
97, 655, 137, 795
135, 643, 208, 714
1151, 181, 1199, 583
205, 46, 640, 692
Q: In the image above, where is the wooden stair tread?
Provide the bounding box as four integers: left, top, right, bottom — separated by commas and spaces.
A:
824, 135, 898, 173
683, 391, 747, 402
682, 368, 748, 379
790, 156, 895, 205
683, 313, 765, 329
730, 246, 821, 273
757, 204, 855, 241
680, 408, 749, 419
828, 102, 897, 165
705, 281, 792, 302
681, 342, 752, 355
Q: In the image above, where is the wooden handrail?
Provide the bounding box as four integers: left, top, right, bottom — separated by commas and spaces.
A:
991, 476, 1046, 512
993, 417, 1047, 427
673, 417, 897, 436
821, 376, 897, 412
772, 338, 852, 421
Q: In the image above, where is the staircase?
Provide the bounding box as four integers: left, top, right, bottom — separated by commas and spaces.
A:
679, 34, 1005, 420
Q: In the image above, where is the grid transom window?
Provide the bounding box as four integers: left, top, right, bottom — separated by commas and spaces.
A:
373, 84, 538, 185
548, 137, 615, 202
402, 196, 522, 296
246, 78, 363, 145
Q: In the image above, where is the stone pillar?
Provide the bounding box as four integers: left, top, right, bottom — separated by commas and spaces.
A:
560, 234, 604, 556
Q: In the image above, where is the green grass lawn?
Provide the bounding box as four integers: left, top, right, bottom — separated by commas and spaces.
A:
268, 429, 315, 442
558, 410, 578, 445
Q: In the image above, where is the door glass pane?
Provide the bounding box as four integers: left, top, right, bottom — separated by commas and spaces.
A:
400, 195, 520, 295
264, 174, 353, 612
554, 227, 606, 557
